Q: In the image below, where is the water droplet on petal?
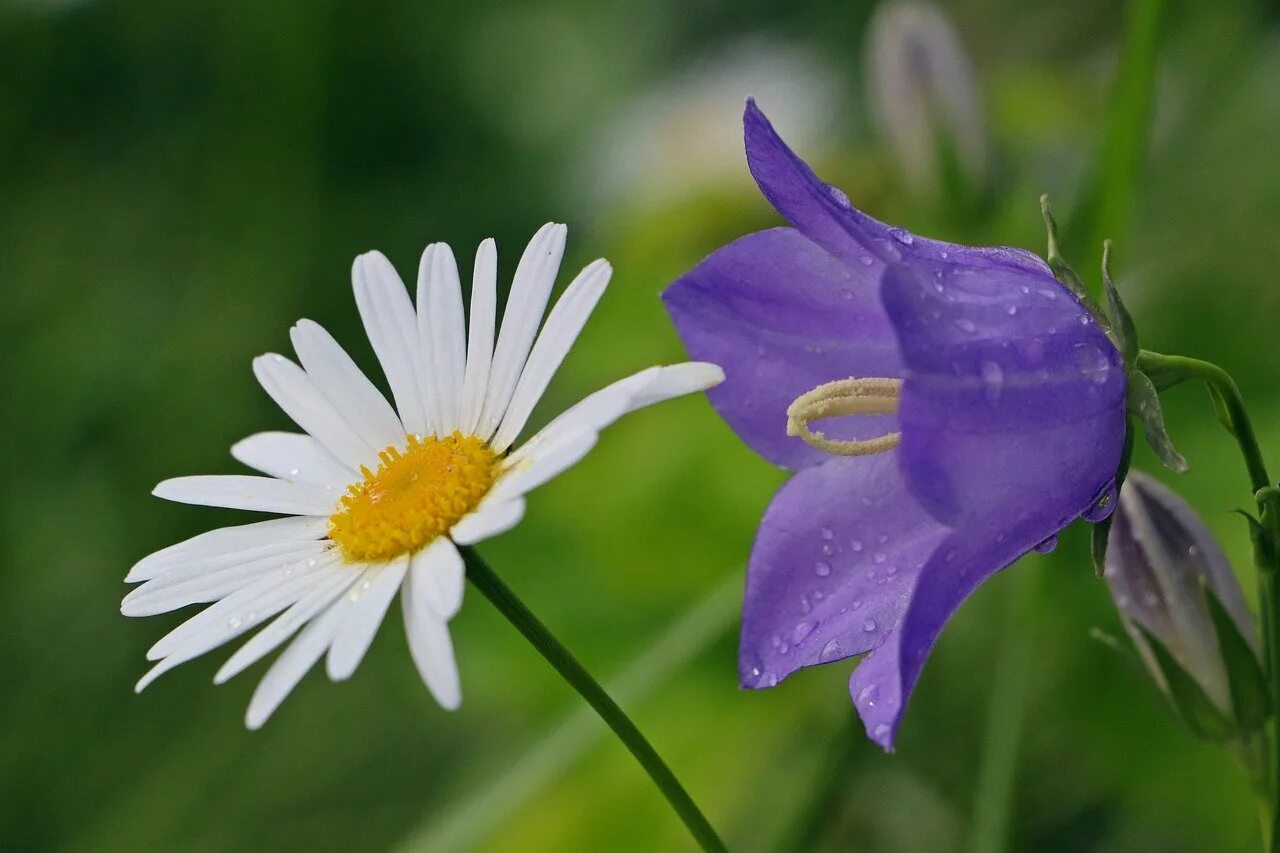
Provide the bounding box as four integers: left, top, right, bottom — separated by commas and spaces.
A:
858, 684, 878, 706
1075, 344, 1112, 385
850, 539, 863, 552
1035, 535, 1059, 554
792, 621, 816, 643
873, 723, 890, 740
821, 527, 834, 541
1083, 481, 1118, 523
820, 639, 843, 662
863, 620, 877, 632
954, 318, 977, 334
981, 361, 1004, 404
815, 561, 832, 577
873, 552, 887, 564
227, 616, 242, 629
1005, 304, 1018, 316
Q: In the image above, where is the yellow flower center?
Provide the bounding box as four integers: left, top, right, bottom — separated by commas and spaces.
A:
329, 432, 501, 564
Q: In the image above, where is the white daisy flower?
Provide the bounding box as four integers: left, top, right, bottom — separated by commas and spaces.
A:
125, 222, 723, 728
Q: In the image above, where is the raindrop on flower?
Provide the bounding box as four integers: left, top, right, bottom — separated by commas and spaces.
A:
1034, 535, 1059, 554
792, 621, 816, 643
863, 620, 877, 632
954, 318, 976, 333
981, 361, 1004, 404
820, 639, 843, 662
815, 561, 832, 577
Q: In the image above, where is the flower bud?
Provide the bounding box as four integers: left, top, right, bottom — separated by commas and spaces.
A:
864, 0, 988, 200
1104, 471, 1267, 737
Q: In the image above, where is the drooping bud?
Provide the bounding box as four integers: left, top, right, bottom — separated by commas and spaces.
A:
864, 0, 988, 201
1104, 472, 1268, 738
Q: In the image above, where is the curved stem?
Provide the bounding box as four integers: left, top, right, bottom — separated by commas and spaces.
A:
460, 547, 728, 852
1135, 351, 1269, 492
1136, 350, 1277, 850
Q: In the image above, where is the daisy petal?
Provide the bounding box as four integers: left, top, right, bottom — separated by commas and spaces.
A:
489, 428, 598, 503
476, 223, 567, 440
145, 551, 338, 662
214, 569, 358, 684
459, 238, 497, 435
153, 475, 337, 516
449, 498, 526, 545
126, 516, 328, 582
136, 554, 340, 691
253, 354, 377, 471
290, 319, 405, 451
410, 537, 465, 620
326, 559, 409, 681
245, 593, 352, 729
231, 432, 356, 488
417, 243, 467, 435
122, 540, 330, 616
353, 251, 433, 436
508, 362, 723, 466
490, 258, 611, 452
403, 574, 462, 710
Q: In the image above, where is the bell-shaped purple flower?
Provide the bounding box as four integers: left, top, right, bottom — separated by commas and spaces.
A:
663, 100, 1127, 750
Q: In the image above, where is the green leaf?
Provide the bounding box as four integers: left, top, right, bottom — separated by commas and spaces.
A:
1234, 507, 1276, 571
1203, 585, 1270, 732
1134, 624, 1236, 741
1101, 240, 1139, 363
1127, 369, 1188, 473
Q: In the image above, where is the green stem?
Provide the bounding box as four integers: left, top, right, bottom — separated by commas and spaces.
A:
1135, 352, 1269, 492
1136, 350, 1278, 850
460, 547, 728, 852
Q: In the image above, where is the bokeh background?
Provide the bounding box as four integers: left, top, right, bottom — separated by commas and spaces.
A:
3, 0, 1280, 850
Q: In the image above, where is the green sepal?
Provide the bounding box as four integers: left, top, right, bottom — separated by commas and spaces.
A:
1091, 420, 1136, 577
1234, 506, 1277, 571
1039, 195, 1111, 331
1135, 624, 1236, 741
1203, 584, 1270, 732
1206, 384, 1236, 436
1089, 627, 1146, 673
1101, 240, 1139, 363
1127, 368, 1189, 473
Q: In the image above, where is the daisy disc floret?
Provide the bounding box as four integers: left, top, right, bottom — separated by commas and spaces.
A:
124, 223, 722, 728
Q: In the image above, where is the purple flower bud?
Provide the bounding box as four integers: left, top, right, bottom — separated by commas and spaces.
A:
865, 1, 987, 197
1105, 471, 1259, 715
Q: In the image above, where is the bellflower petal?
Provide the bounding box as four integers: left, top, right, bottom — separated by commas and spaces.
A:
739, 454, 949, 689
664, 228, 901, 469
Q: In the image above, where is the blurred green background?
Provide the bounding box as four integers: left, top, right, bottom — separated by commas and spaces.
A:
3, 0, 1280, 850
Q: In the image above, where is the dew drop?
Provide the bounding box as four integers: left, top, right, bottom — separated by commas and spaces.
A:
873, 723, 890, 740
792, 621, 816, 643
821, 527, 834, 541
820, 639, 843, 662
865, 569, 876, 580
1005, 304, 1018, 316
873, 552, 887, 564
981, 361, 1004, 404
227, 616, 242, 629
815, 561, 832, 577
852, 598, 863, 610
954, 318, 977, 334
858, 684, 878, 706
766, 672, 779, 687
1082, 482, 1117, 523
1035, 535, 1059, 554
850, 539, 863, 552
863, 620, 877, 632
288, 467, 300, 477
1075, 344, 1112, 385
860, 255, 875, 267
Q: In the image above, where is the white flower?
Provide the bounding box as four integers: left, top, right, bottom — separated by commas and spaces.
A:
124, 223, 723, 728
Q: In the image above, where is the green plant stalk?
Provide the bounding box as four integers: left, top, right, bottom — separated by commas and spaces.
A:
1136, 350, 1278, 849
460, 547, 728, 852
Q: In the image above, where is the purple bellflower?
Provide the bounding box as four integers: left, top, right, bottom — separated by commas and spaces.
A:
663, 100, 1128, 750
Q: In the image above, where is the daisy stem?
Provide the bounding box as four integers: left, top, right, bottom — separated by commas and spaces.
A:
460, 547, 728, 852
